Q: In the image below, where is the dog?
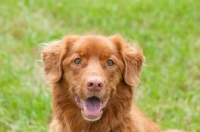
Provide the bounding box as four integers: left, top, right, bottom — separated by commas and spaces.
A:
41, 34, 184, 132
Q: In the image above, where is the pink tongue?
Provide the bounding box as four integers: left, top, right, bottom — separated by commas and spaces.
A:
83, 97, 102, 116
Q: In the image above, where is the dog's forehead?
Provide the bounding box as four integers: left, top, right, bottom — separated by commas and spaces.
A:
71, 36, 118, 57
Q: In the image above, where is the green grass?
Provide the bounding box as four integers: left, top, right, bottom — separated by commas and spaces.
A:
0, 0, 199, 131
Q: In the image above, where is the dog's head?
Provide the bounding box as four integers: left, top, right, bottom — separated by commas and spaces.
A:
41, 35, 144, 121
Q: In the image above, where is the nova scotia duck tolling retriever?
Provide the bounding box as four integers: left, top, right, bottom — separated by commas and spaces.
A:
41, 34, 184, 132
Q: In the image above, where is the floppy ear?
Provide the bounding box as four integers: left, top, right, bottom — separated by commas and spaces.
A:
41, 36, 79, 83
109, 35, 144, 87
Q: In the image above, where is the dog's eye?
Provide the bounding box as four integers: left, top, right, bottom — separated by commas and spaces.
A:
107, 60, 114, 66
74, 58, 82, 64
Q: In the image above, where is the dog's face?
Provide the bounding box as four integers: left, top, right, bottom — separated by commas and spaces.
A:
62, 36, 124, 121
42, 35, 144, 121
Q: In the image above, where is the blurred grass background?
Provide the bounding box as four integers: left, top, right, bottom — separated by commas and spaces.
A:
0, 0, 199, 132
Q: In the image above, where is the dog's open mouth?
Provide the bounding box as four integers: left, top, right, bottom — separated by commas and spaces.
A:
74, 94, 110, 121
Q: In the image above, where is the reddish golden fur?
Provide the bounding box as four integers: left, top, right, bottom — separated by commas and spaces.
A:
42, 35, 181, 132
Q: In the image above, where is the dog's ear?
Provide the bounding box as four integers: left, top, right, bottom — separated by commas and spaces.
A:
41, 36, 79, 83
108, 35, 144, 87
